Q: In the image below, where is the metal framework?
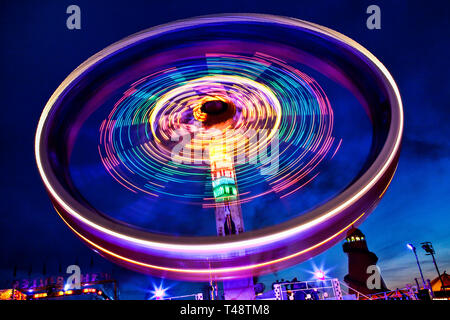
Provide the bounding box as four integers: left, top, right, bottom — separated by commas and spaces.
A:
273, 278, 343, 300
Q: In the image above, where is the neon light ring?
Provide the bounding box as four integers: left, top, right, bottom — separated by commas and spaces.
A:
35, 14, 403, 281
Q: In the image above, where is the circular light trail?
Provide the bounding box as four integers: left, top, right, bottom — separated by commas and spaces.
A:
35, 14, 403, 281
100, 66, 330, 204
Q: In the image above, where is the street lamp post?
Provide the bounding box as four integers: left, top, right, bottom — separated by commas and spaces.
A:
421, 242, 446, 293
407, 243, 426, 287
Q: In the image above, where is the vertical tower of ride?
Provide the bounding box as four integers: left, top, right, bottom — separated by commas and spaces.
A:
196, 98, 255, 299
209, 144, 255, 300
209, 144, 244, 236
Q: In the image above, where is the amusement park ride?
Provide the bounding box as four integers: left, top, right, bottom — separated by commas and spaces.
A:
34, 14, 403, 300
206, 104, 255, 299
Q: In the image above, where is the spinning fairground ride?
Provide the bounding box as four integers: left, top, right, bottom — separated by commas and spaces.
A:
35, 14, 403, 299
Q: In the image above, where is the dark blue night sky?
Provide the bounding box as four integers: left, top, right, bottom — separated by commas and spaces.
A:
0, 0, 449, 299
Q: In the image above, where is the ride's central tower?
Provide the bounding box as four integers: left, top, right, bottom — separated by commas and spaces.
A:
200, 98, 255, 300
209, 144, 255, 300
209, 145, 244, 236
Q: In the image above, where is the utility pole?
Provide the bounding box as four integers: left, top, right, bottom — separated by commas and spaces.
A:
407, 243, 426, 286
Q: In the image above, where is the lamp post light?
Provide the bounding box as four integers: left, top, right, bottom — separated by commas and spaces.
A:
421, 242, 446, 292
313, 270, 326, 281
313, 270, 326, 300
407, 243, 426, 287
150, 283, 168, 300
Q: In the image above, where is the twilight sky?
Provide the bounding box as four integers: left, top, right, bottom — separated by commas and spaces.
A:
0, 0, 449, 298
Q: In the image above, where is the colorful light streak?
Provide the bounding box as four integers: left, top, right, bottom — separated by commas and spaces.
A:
54, 206, 366, 276
35, 14, 403, 280
98, 63, 333, 204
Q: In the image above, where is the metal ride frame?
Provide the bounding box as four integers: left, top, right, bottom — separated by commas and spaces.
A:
163, 293, 204, 300
273, 278, 343, 300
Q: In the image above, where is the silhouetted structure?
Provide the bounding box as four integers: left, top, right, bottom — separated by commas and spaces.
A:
343, 227, 388, 295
